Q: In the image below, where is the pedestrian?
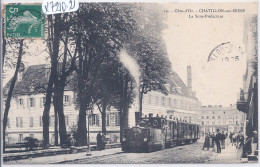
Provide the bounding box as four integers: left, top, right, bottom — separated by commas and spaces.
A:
233, 132, 237, 146
229, 132, 233, 145
101, 133, 106, 150
96, 132, 102, 150
221, 131, 226, 149
237, 131, 244, 159
66, 134, 72, 148
211, 132, 216, 151
202, 133, 210, 150
215, 129, 222, 153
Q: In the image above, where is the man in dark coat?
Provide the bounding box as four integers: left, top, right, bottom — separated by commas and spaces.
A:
96, 132, 102, 150
221, 131, 226, 149
202, 133, 210, 150
229, 132, 233, 145
215, 129, 222, 153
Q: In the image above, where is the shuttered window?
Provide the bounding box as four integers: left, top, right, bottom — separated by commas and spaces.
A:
29, 117, 34, 127
29, 98, 35, 107
106, 114, 110, 126
115, 113, 120, 126
40, 97, 46, 108
16, 117, 23, 127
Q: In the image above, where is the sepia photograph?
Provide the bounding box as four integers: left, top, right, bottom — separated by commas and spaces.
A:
1, 0, 258, 165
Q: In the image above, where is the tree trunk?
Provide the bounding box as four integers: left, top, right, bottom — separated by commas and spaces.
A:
53, 96, 59, 146
54, 84, 67, 146
3, 39, 24, 152
101, 101, 107, 135
42, 65, 56, 148
76, 76, 88, 146
77, 106, 87, 146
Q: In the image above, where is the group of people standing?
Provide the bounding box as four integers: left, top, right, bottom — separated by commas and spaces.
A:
202, 129, 228, 153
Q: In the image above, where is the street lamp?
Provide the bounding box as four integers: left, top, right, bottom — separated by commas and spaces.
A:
86, 110, 92, 156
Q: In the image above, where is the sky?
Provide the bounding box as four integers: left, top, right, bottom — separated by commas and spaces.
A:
3, 2, 257, 107
162, 2, 257, 106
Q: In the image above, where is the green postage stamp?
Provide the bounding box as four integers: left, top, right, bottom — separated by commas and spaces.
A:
5, 5, 45, 38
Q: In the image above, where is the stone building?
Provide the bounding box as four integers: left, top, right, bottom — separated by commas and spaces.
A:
3, 63, 201, 145
129, 66, 201, 126
198, 105, 246, 137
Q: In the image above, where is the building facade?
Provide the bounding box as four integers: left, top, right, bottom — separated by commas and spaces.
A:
198, 105, 246, 137
236, 15, 258, 137
4, 64, 201, 145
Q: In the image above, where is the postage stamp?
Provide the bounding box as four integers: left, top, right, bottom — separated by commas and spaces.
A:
5, 4, 45, 38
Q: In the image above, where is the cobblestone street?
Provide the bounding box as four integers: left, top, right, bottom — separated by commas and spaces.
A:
66, 141, 216, 164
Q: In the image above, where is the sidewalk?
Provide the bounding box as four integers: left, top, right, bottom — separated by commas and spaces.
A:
5, 147, 122, 164
208, 142, 242, 163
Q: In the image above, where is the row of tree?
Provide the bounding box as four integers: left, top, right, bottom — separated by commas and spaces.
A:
2, 3, 171, 150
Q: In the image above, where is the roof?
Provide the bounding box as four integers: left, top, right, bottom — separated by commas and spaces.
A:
4, 64, 196, 99
165, 71, 196, 99
3, 64, 49, 96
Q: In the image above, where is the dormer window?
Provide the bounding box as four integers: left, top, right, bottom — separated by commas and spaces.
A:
29, 85, 34, 92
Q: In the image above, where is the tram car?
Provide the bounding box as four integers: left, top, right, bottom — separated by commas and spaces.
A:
121, 113, 200, 152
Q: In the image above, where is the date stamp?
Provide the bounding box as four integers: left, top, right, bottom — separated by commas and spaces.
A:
208, 42, 244, 62
5, 4, 45, 38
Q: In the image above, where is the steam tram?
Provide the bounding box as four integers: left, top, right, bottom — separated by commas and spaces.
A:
121, 113, 200, 152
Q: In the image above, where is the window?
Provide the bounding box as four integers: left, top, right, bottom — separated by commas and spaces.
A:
206, 116, 209, 119
40, 116, 43, 127
91, 114, 96, 126
168, 98, 172, 107
115, 113, 120, 126
64, 95, 71, 106
212, 116, 215, 119
201, 121, 204, 125
18, 134, 23, 142
29, 98, 35, 107
18, 99, 24, 108
236, 121, 238, 125
40, 97, 46, 108
161, 97, 165, 106
236, 116, 238, 119
148, 95, 151, 104
30, 134, 34, 138
64, 95, 69, 102
224, 112, 225, 114
106, 114, 110, 126
29, 117, 34, 127
16, 117, 23, 127
218, 116, 221, 119
201, 116, 204, 119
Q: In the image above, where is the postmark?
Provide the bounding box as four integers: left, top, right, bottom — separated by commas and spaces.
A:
207, 42, 244, 62
5, 4, 45, 38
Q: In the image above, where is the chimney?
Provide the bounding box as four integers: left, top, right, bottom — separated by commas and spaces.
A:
17, 62, 29, 82
187, 66, 192, 95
